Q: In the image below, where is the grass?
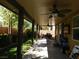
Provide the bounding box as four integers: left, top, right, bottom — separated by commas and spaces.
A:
0, 39, 32, 59
22, 40, 32, 54
8, 39, 32, 56
9, 47, 17, 55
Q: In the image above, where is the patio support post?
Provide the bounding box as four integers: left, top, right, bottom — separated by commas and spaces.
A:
36, 24, 38, 32
36, 24, 39, 39
61, 23, 64, 37
38, 25, 40, 31
55, 25, 57, 40
17, 9, 24, 59
51, 26, 52, 30
32, 20, 34, 45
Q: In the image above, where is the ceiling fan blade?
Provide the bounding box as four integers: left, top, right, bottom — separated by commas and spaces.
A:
58, 13, 65, 17
59, 8, 72, 13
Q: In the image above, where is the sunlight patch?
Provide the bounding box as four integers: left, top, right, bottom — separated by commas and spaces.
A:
23, 38, 48, 59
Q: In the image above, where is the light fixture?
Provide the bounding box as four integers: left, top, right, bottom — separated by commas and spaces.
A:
49, 13, 58, 18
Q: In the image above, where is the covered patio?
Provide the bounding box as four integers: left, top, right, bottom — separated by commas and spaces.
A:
0, 0, 79, 59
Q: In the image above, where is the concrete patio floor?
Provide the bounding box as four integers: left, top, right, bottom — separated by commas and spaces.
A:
47, 39, 69, 59
23, 38, 69, 59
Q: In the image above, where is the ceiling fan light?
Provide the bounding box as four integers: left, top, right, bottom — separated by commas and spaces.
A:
53, 13, 58, 17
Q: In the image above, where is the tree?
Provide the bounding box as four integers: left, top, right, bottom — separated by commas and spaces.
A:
0, 5, 32, 34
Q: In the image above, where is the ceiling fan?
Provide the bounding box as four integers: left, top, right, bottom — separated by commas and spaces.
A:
41, 0, 72, 18
40, 0, 72, 30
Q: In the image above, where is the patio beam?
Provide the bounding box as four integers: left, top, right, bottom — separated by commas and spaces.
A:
8, 0, 34, 22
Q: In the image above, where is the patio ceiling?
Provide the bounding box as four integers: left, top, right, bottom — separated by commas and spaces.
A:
0, 0, 79, 29
16, 0, 79, 27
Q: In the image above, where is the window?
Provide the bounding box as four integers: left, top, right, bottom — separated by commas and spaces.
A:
72, 15, 79, 40
0, 5, 18, 35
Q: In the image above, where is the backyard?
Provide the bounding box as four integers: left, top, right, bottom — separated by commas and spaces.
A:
0, 5, 34, 59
